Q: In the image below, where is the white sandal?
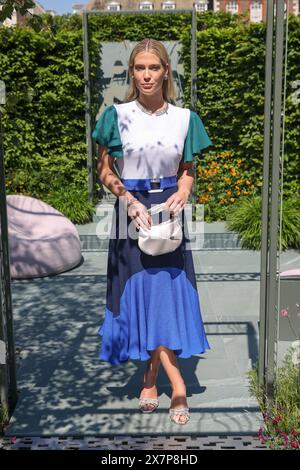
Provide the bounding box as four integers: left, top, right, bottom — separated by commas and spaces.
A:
169, 407, 190, 425
139, 397, 159, 413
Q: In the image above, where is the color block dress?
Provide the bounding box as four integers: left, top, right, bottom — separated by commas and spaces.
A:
92, 99, 213, 365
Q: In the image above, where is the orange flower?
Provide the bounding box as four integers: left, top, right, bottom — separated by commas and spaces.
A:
208, 186, 213, 192
237, 159, 241, 164
246, 180, 250, 185
227, 190, 231, 195
230, 197, 235, 202
223, 164, 228, 168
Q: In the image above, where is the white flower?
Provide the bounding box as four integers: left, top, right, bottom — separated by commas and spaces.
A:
292, 351, 300, 365
291, 340, 300, 365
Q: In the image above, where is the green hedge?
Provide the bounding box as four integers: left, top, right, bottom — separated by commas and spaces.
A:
180, 14, 300, 221
0, 16, 93, 223
0, 11, 299, 223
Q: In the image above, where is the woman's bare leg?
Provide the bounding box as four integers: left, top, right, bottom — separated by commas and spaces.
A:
139, 346, 188, 422
139, 350, 161, 410
156, 346, 188, 424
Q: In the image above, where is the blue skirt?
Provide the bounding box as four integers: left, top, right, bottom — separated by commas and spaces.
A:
98, 185, 211, 365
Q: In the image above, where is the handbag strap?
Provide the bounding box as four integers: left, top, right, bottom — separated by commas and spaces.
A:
147, 202, 181, 220
146, 202, 167, 215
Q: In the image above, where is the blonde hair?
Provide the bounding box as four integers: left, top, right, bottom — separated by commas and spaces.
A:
124, 38, 176, 103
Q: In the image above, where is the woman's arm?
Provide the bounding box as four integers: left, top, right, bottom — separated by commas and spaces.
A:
97, 145, 151, 229
164, 162, 194, 213
177, 162, 195, 199
97, 144, 136, 204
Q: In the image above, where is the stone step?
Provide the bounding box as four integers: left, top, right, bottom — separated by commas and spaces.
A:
77, 230, 242, 251
82, 201, 243, 250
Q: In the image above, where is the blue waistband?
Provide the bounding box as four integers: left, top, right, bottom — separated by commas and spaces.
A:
121, 176, 177, 191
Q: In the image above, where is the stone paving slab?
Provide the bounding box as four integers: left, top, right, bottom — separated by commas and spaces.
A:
4, 249, 299, 437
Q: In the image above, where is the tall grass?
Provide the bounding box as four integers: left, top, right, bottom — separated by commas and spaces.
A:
225, 195, 300, 250
247, 346, 300, 450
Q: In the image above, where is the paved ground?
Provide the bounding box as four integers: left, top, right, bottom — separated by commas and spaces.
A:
3, 221, 299, 445
1, 434, 268, 450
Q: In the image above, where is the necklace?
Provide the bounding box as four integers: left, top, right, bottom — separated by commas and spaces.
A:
135, 99, 169, 116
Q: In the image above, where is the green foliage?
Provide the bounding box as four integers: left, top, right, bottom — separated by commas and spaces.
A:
0, 11, 299, 224
225, 193, 300, 250
0, 403, 8, 435
45, 184, 96, 224
0, 12, 192, 224
0, 0, 35, 22
195, 150, 256, 221
0, 20, 89, 222
248, 348, 300, 450
181, 13, 300, 221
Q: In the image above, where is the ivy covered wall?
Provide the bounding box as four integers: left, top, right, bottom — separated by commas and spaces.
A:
0, 11, 299, 222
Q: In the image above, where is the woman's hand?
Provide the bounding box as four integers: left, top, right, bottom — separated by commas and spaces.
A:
164, 190, 189, 215
128, 200, 152, 231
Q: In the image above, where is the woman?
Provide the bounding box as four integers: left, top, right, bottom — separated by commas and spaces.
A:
92, 38, 213, 425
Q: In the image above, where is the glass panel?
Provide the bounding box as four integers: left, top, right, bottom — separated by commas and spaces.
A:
277, 1, 300, 363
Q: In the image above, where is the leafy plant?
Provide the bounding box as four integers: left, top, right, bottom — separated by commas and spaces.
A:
225, 194, 300, 250
0, 0, 35, 22
181, 14, 300, 221
0, 12, 299, 223
248, 346, 300, 450
0, 403, 9, 436
196, 150, 256, 221
43, 185, 96, 224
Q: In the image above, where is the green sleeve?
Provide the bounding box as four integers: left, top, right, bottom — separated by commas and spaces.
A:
91, 105, 124, 158
181, 110, 213, 163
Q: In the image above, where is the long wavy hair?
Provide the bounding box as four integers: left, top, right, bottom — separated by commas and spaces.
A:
124, 38, 176, 103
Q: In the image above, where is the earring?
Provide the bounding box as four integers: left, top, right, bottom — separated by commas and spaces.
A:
164, 76, 168, 80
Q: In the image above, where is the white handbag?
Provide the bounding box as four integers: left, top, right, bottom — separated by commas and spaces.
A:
138, 202, 183, 256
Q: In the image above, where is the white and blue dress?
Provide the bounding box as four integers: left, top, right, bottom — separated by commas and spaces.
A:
92, 99, 213, 365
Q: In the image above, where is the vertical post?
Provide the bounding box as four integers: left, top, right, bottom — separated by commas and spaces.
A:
265, 0, 285, 406
259, 0, 286, 408
83, 12, 94, 205
191, 7, 197, 211
191, 7, 197, 111
0, 97, 17, 416
258, 0, 274, 390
